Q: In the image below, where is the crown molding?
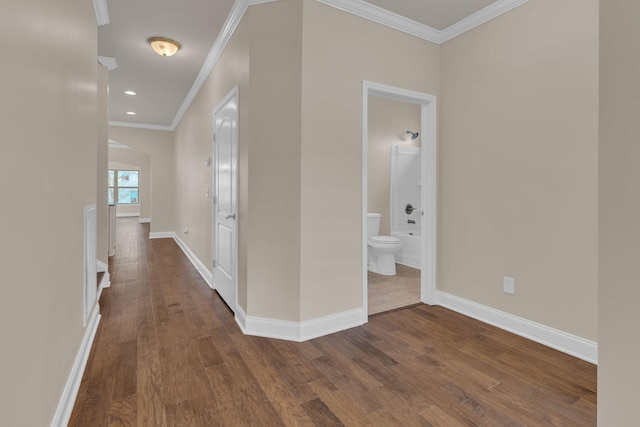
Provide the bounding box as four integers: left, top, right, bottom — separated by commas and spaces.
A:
109, 121, 174, 131
314, 0, 530, 45
170, 0, 279, 131
163, 0, 529, 131
97, 56, 118, 71
315, 0, 442, 44
440, 0, 531, 43
92, 0, 109, 26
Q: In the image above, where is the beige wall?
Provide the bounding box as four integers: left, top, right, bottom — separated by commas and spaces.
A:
598, 0, 640, 423
439, 0, 599, 340
368, 96, 421, 236
109, 126, 175, 233
0, 0, 98, 425
174, 0, 304, 321
97, 65, 109, 266
246, 0, 303, 320
174, 7, 251, 310
109, 152, 151, 220
300, 0, 440, 320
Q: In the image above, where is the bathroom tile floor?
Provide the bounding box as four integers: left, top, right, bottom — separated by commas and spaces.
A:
368, 264, 421, 315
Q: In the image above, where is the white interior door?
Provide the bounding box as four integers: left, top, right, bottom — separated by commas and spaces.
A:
213, 87, 238, 312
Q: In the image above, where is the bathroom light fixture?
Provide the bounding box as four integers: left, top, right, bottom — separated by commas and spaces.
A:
125, 90, 136, 95
126, 111, 136, 115
406, 130, 419, 140
148, 36, 181, 57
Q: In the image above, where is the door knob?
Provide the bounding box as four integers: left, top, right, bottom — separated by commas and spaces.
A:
225, 213, 236, 220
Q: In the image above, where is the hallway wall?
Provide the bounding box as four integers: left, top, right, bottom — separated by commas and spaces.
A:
174, 0, 305, 322
109, 149, 152, 220
108, 126, 176, 234
173, 6, 252, 313
299, 0, 440, 320
97, 65, 110, 265
598, 0, 640, 423
0, 0, 98, 425
439, 0, 599, 341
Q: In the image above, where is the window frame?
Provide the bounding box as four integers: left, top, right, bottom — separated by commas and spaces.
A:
108, 169, 139, 205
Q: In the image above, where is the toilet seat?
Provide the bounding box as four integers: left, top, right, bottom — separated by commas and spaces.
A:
369, 235, 400, 245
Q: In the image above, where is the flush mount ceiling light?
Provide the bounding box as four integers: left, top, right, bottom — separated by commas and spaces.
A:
148, 36, 181, 57
124, 90, 136, 95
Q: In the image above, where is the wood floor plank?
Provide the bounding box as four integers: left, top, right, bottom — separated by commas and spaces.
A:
301, 397, 345, 427
112, 341, 137, 400
108, 395, 136, 427
69, 218, 597, 426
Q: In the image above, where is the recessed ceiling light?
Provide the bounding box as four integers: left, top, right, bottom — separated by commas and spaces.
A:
126, 111, 136, 115
125, 90, 136, 95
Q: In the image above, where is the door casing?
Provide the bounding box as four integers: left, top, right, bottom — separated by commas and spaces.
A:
361, 80, 437, 321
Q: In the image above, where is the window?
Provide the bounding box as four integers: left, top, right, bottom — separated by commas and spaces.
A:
108, 170, 139, 204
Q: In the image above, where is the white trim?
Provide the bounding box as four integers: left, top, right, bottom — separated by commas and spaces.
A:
96, 260, 111, 300
50, 306, 101, 427
236, 306, 365, 342
315, 0, 441, 44
314, 0, 530, 45
362, 81, 438, 323
97, 56, 117, 71
437, 292, 598, 364
138, 218, 151, 224
173, 234, 214, 289
96, 260, 108, 273
83, 205, 98, 328
116, 213, 140, 218
108, 121, 174, 131
300, 308, 364, 341
91, 0, 109, 26
149, 231, 174, 239
170, 0, 279, 130
440, 0, 531, 43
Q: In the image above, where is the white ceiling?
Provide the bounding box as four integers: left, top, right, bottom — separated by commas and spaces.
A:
98, 0, 512, 129
99, 0, 235, 127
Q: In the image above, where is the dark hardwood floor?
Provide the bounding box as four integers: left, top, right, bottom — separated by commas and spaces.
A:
70, 218, 596, 426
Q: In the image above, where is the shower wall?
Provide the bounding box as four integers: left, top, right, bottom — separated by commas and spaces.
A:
390, 145, 422, 233
368, 96, 421, 236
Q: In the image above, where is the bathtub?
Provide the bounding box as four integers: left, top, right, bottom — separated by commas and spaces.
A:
391, 230, 421, 270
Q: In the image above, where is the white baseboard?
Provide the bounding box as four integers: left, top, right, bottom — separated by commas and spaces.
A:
158, 232, 364, 342
301, 308, 365, 341
149, 231, 174, 239
436, 292, 598, 364
138, 218, 151, 224
236, 306, 365, 342
173, 234, 214, 289
115, 213, 140, 218
50, 304, 101, 427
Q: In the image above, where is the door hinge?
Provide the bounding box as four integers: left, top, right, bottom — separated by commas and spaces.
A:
212, 259, 216, 268
213, 132, 217, 143
213, 195, 217, 205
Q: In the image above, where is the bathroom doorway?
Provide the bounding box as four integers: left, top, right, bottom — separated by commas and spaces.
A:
361, 81, 437, 319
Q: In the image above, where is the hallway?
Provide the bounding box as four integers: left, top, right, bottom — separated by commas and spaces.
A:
69, 218, 596, 426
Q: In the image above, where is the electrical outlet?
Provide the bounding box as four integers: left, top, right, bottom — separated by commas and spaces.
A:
183, 225, 189, 235
503, 277, 515, 295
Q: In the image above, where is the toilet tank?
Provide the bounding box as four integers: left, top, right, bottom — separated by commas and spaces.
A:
367, 213, 381, 238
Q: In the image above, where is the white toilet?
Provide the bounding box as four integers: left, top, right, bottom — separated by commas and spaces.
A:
367, 213, 402, 275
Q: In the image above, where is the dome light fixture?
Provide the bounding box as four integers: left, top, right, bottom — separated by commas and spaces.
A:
148, 36, 181, 57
